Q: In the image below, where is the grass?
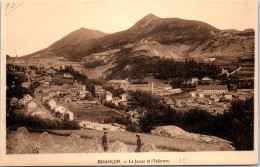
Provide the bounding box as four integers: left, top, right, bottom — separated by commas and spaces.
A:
38, 129, 234, 152
67, 104, 125, 122
51, 74, 74, 85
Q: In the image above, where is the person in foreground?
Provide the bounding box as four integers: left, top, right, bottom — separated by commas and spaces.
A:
135, 134, 142, 152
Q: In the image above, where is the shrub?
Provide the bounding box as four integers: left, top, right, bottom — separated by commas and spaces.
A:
126, 123, 141, 132
7, 113, 80, 130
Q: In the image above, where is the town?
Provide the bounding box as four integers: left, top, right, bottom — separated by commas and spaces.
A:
7, 56, 254, 133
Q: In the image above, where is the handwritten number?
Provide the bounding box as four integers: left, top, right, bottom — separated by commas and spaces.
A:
11, 2, 15, 8
178, 158, 187, 164
5, 3, 9, 10
5, 2, 15, 10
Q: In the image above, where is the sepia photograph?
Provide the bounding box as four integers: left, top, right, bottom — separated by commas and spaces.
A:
1, 0, 258, 165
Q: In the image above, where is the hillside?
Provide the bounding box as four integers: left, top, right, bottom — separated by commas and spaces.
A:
7, 129, 234, 154
20, 14, 254, 80
22, 28, 107, 61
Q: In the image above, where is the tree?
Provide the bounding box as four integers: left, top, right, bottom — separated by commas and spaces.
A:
129, 90, 179, 132
90, 85, 95, 95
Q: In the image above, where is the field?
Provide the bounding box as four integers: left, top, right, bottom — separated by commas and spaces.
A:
6, 128, 235, 154
51, 74, 74, 85
65, 103, 126, 122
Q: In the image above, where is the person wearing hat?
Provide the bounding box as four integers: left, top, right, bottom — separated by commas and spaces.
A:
135, 135, 141, 152
102, 132, 108, 152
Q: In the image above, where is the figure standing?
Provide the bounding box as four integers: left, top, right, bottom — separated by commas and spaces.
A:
135, 135, 141, 152
102, 132, 108, 152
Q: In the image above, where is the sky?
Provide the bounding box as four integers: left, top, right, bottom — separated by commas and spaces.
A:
2, 0, 258, 57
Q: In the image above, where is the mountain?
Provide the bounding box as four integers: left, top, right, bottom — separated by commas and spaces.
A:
21, 14, 254, 80
23, 28, 107, 60
22, 14, 220, 61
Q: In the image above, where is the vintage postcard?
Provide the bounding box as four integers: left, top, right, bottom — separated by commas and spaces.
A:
0, 0, 258, 165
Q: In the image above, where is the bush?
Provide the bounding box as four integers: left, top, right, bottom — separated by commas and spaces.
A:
7, 113, 80, 130
126, 123, 141, 132
103, 117, 114, 124
114, 116, 128, 126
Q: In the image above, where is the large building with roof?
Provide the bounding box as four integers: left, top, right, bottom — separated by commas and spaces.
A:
196, 85, 228, 95
106, 80, 129, 89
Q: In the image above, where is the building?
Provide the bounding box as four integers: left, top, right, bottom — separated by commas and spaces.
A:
47, 99, 57, 110
21, 82, 30, 89
10, 97, 19, 106
30, 109, 48, 119
191, 77, 199, 84
237, 89, 254, 95
65, 111, 74, 121
128, 83, 153, 92
54, 106, 67, 114
199, 93, 205, 98
106, 91, 113, 102
21, 94, 33, 104
42, 92, 50, 102
196, 85, 228, 95
168, 88, 182, 94
210, 95, 220, 102
46, 69, 56, 75
63, 73, 74, 79
190, 92, 196, 97
187, 98, 195, 103
106, 80, 129, 89
224, 94, 233, 100
202, 76, 211, 81
27, 101, 38, 112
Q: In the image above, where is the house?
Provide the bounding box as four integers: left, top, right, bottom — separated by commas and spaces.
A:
30, 109, 48, 119
190, 92, 196, 97
165, 99, 175, 108
210, 95, 219, 102
224, 94, 233, 100
63, 73, 74, 79
106, 91, 113, 102
168, 88, 182, 94
29, 70, 36, 76
45, 76, 52, 82
199, 93, 204, 98
65, 111, 74, 121
70, 88, 78, 97
120, 94, 127, 101
187, 98, 195, 103
196, 85, 228, 95
78, 90, 87, 99
191, 77, 199, 84
202, 76, 211, 81
112, 97, 121, 106
46, 69, 56, 75
175, 99, 185, 108
237, 89, 254, 95
21, 82, 30, 89
10, 97, 19, 106
163, 84, 172, 91
65, 97, 72, 103
42, 92, 50, 102
47, 99, 57, 110
27, 101, 38, 112
22, 94, 33, 104
54, 106, 67, 116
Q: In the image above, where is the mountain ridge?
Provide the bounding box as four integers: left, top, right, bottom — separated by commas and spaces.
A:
19, 13, 254, 80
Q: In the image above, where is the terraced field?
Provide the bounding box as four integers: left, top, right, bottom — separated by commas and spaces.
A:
66, 103, 127, 122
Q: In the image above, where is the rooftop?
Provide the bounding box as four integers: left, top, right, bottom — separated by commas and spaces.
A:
107, 80, 129, 84
196, 85, 228, 90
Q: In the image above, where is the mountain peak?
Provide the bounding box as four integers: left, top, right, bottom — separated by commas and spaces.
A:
141, 13, 160, 22
130, 13, 160, 29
